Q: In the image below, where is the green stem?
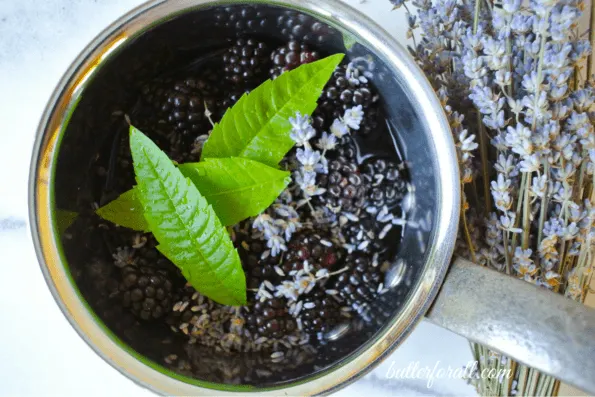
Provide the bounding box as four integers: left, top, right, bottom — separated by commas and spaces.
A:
535, 371, 548, 396
532, 14, 549, 132
557, 194, 570, 275
473, 0, 481, 34
545, 375, 557, 396
512, 173, 528, 250
528, 369, 540, 396
495, 356, 502, 395
503, 231, 512, 274
518, 366, 529, 395
483, 0, 493, 13
576, 239, 588, 273
478, 114, 492, 214
506, 32, 514, 98
583, 262, 595, 302
537, 162, 549, 247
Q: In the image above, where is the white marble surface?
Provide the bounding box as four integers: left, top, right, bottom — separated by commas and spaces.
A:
0, 0, 476, 395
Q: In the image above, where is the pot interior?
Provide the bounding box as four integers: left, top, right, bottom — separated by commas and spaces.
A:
52, 2, 438, 389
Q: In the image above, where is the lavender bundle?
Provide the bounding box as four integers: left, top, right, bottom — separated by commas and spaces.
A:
391, 0, 595, 394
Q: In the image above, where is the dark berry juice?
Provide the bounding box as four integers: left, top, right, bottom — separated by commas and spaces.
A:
55, 4, 412, 386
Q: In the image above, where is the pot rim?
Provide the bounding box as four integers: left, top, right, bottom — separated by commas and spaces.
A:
28, 0, 460, 394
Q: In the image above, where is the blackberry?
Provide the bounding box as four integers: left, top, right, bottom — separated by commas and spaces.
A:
362, 158, 408, 210
269, 41, 320, 79
332, 254, 382, 309
137, 75, 219, 138
315, 64, 382, 135
222, 38, 270, 86
317, 156, 367, 212
238, 235, 280, 290
119, 265, 175, 320
299, 290, 342, 334
214, 6, 268, 34
366, 291, 398, 326
134, 235, 181, 273
328, 135, 358, 161
276, 11, 333, 43
220, 89, 249, 116
281, 230, 343, 274
246, 298, 296, 338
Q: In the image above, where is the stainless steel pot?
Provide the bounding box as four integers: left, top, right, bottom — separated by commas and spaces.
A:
29, 0, 595, 395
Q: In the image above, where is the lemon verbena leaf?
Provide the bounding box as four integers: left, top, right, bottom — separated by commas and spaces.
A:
202, 54, 345, 167
95, 189, 149, 231
55, 209, 78, 235
96, 157, 290, 228
129, 126, 246, 306
178, 157, 290, 226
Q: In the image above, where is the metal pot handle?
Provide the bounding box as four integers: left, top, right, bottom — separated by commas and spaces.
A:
425, 257, 595, 394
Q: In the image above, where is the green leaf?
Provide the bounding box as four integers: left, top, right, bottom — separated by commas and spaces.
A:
95, 189, 149, 231
178, 158, 290, 226
202, 53, 345, 167
342, 32, 358, 51
96, 157, 290, 227
129, 126, 246, 306
56, 209, 78, 235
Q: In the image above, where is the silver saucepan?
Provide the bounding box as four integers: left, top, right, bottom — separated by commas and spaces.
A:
29, 0, 595, 394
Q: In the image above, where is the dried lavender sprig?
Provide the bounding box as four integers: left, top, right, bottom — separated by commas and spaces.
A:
291, 106, 364, 208
390, 0, 595, 395
250, 105, 365, 257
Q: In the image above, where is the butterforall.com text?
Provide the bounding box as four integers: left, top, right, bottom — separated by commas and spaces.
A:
385, 360, 513, 388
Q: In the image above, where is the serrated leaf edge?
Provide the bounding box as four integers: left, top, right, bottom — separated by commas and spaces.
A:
130, 127, 246, 306
203, 53, 345, 166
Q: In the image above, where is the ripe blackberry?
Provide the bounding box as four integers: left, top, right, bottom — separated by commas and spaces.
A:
281, 230, 343, 274
317, 156, 367, 212
269, 41, 320, 79
337, 136, 358, 160
134, 236, 181, 274
366, 291, 398, 326
238, 235, 280, 290
137, 75, 219, 137
119, 265, 175, 320
332, 254, 382, 309
214, 6, 268, 34
246, 298, 296, 338
220, 89, 249, 116
316, 64, 383, 135
299, 290, 342, 334
362, 158, 408, 210
223, 38, 270, 86
276, 11, 333, 43
324, 135, 358, 161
